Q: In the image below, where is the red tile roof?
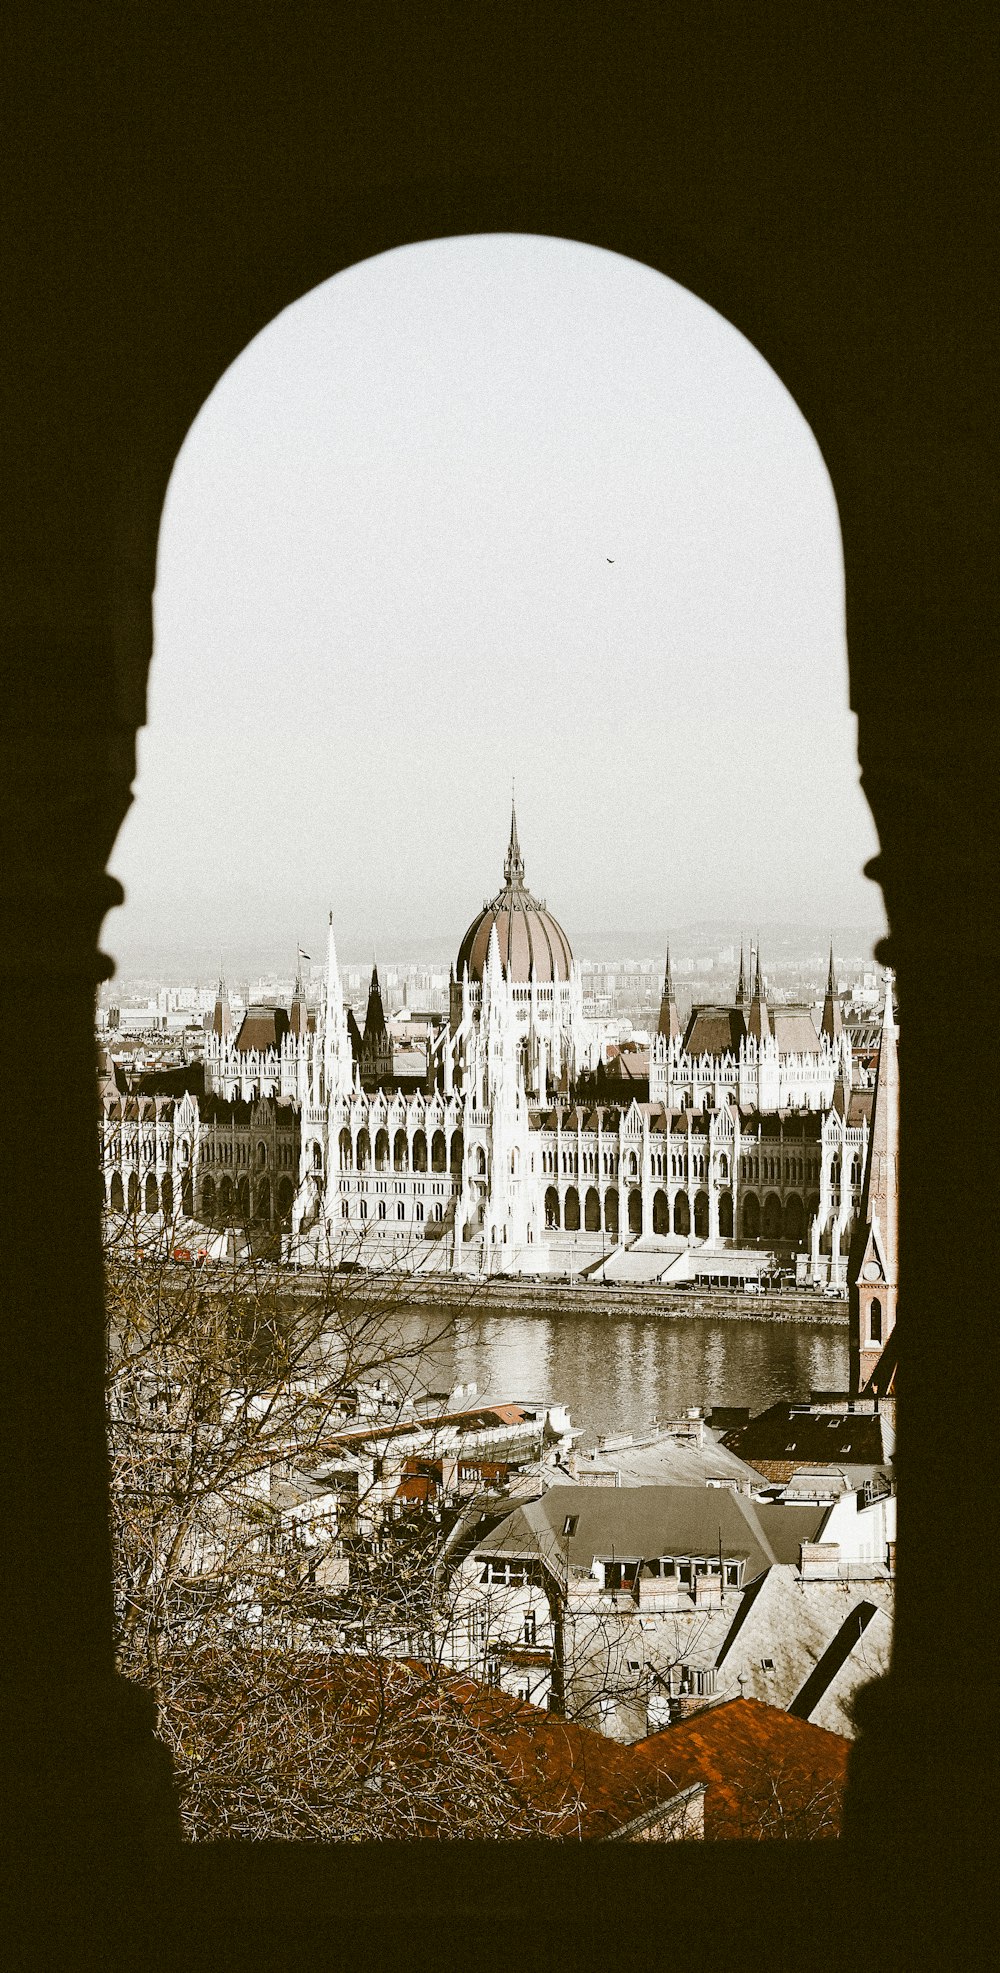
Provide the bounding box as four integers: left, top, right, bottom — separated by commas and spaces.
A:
636, 1697, 849, 1839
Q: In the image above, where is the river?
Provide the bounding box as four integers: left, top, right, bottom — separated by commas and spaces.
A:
391, 1303, 849, 1447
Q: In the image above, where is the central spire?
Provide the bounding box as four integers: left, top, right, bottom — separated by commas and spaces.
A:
504, 796, 525, 887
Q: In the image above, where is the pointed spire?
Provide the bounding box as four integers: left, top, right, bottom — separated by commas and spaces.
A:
746, 939, 770, 1043
363, 956, 388, 1042
290, 946, 309, 1038
736, 945, 747, 1009
504, 796, 525, 887
849, 970, 898, 1392
821, 939, 843, 1042
657, 943, 681, 1041
212, 963, 232, 1043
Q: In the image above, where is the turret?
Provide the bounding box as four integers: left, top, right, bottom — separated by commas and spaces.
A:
289, 948, 310, 1039
746, 944, 771, 1044
360, 958, 392, 1089
848, 972, 899, 1394
735, 945, 747, 1010
657, 944, 682, 1042
821, 941, 843, 1042
211, 967, 233, 1045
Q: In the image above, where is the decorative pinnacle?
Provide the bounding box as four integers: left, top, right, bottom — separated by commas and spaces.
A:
504, 796, 525, 887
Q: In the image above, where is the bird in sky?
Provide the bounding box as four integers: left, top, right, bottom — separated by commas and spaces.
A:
607, 557, 615, 563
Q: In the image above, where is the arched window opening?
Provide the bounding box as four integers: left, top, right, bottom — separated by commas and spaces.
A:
375, 1129, 390, 1171
694, 1190, 709, 1238
783, 1194, 805, 1243
339, 1129, 353, 1171
584, 1187, 601, 1233
431, 1130, 447, 1172
565, 1188, 580, 1233
544, 1187, 560, 1229
450, 1130, 464, 1175
652, 1189, 669, 1236
356, 1129, 370, 1170
673, 1192, 690, 1237
604, 1188, 619, 1237
869, 1298, 883, 1345
762, 1193, 783, 1241
628, 1190, 643, 1235
144, 1174, 159, 1215
393, 1130, 408, 1172
412, 1131, 427, 1173
719, 1190, 734, 1238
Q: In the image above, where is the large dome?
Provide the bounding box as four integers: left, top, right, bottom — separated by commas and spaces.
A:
457, 809, 574, 985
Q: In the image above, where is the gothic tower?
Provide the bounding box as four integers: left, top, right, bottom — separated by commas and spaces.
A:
848, 972, 899, 1393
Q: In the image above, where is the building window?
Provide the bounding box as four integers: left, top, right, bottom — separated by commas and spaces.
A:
397, 1202, 405, 1221
415, 1203, 424, 1223
378, 1200, 386, 1220
562, 1516, 578, 1537
869, 1298, 883, 1344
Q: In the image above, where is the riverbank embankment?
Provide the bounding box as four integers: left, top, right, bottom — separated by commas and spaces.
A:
270, 1268, 848, 1326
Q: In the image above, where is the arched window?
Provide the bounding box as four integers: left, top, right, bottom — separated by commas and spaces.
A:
476, 1146, 487, 1177
694, 1190, 709, 1238
143, 1174, 159, 1215
358, 1198, 367, 1220
652, 1188, 669, 1235
257, 1139, 267, 1167
431, 1130, 447, 1172
544, 1187, 560, 1229
584, 1187, 600, 1232
565, 1188, 580, 1233
413, 1130, 427, 1172
377, 1199, 386, 1220
869, 1298, 883, 1344
341, 1199, 349, 1219
628, 1189, 643, 1235
339, 1128, 352, 1170
312, 1140, 323, 1172
673, 1191, 690, 1237
394, 1129, 408, 1171
604, 1188, 619, 1236
415, 1202, 424, 1223
397, 1201, 405, 1221
375, 1128, 390, 1171
762, 1192, 783, 1240
356, 1128, 370, 1169
719, 1190, 734, 1238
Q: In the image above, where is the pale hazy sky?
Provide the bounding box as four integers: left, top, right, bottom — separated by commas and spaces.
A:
109, 233, 884, 971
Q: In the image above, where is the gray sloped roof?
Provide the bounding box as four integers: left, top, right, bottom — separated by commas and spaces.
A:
475, 1485, 827, 1581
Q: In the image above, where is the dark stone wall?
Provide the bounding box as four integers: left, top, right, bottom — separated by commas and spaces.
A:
3, 6, 995, 1962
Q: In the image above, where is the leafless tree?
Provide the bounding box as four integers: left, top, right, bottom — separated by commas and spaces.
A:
104, 1219, 577, 1839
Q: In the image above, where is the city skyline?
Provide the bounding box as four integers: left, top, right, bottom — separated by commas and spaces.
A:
107, 233, 885, 972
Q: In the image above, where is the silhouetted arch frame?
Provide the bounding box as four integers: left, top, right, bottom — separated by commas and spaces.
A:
15, 59, 984, 1936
